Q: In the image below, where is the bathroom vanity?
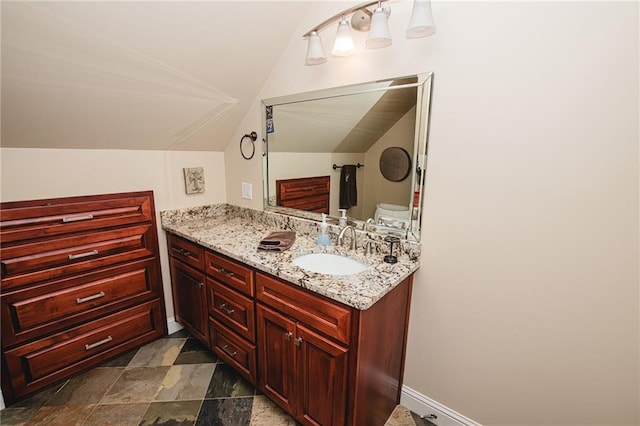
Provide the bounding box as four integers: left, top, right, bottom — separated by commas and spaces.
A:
162, 204, 419, 426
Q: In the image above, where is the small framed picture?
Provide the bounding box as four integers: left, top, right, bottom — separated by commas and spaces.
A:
183, 167, 205, 194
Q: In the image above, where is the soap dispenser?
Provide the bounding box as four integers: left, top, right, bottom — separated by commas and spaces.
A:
338, 209, 348, 226
317, 213, 330, 246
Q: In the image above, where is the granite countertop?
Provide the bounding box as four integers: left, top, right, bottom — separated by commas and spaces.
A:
160, 204, 420, 310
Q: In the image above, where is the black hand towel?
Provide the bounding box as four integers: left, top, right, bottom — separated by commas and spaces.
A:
339, 165, 358, 210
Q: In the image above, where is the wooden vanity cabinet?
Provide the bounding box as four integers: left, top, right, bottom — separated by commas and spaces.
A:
257, 303, 348, 426
256, 272, 351, 425
0, 191, 167, 405
205, 251, 258, 384
167, 235, 208, 344
165, 232, 413, 426
256, 271, 412, 426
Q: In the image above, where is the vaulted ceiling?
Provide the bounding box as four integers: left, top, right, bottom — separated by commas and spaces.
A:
1, 1, 311, 151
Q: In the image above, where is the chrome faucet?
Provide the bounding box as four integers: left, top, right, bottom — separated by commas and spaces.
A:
337, 225, 357, 250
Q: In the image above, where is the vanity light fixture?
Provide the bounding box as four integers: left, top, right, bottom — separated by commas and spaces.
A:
332, 18, 356, 57
303, 0, 436, 66
305, 31, 327, 65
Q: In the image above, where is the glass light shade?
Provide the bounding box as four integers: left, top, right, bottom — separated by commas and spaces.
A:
406, 0, 436, 38
332, 19, 355, 57
366, 7, 392, 49
305, 31, 327, 65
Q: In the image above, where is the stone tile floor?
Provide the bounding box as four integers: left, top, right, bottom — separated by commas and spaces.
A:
0, 330, 434, 426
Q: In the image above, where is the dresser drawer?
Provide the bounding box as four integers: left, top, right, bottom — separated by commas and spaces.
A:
1, 259, 161, 347
3, 299, 165, 400
280, 195, 329, 214
207, 278, 255, 342
205, 251, 254, 297
256, 272, 352, 345
276, 176, 330, 202
1, 225, 156, 290
0, 192, 154, 244
167, 234, 204, 270
210, 318, 256, 385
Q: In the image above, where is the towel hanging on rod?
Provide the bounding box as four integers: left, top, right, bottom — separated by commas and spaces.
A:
333, 163, 364, 170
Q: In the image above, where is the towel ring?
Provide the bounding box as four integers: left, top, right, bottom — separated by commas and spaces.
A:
240, 132, 257, 160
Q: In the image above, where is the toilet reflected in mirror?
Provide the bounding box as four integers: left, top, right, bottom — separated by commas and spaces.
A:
374, 203, 411, 230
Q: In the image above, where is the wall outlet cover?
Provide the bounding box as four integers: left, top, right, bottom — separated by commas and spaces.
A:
242, 183, 252, 200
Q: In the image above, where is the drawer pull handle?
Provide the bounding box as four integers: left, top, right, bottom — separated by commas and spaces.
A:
176, 248, 192, 257
294, 337, 303, 347
85, 335, 113, 350
76, 291, 106, 304
221, 344, 237, 358
68, 250, 99, 260
62, 214, 94, 223
219, 303, 235, 316
284, 332, 292, 342
219, 268, 234, 278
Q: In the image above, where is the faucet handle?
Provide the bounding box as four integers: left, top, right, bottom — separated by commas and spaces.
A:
363, 238, 375, 255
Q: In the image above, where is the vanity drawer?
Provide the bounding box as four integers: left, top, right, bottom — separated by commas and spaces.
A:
210, 318, 257, 385
205, 251, 254, 297
4, 299, 165, 400
1, 225, 156, 290
167, 235, 204, 270
0, 193, 154, 244
256, 272, 352, 345
207, 278, 255, 342
1, 259, 160, 347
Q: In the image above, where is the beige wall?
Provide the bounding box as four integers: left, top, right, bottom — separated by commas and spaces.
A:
267, 152, 365, 217
362, 106, 416, 220
226, 1, 639, 425
0, 147, 227, 320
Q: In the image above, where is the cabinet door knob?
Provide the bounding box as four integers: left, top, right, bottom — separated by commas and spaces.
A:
284, 332, 292, 342
294, 337, 303, 347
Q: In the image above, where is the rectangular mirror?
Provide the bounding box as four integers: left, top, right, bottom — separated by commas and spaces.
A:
262, 72, 433, 241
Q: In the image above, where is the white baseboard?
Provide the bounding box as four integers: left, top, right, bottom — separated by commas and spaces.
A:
166, 317, 183, 335
401, 385, 482, 426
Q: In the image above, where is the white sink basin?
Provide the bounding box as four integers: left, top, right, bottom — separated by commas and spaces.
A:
293, 253, 368, 276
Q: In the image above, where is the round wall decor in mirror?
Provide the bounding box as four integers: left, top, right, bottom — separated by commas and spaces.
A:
380, 147, 411, 182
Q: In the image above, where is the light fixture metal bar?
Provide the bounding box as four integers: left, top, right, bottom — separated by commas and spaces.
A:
302, 0, 390, 38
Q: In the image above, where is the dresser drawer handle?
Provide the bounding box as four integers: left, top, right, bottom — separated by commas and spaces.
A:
76, 291, 106, 304
219, 268, 234, 278
85, 335, 113, 350
219, 303, 235, 316
221, 344, 237, 358
68, 250, 99, 260
62, 214, 94, 223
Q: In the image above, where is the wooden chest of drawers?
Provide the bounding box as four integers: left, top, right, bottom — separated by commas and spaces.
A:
275, 176, 330, 214
0, 191, 167, 404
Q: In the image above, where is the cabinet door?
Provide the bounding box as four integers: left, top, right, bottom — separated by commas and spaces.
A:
256, 304, 296, 415
295, 324, 348, 426
169, 258, 208, 344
